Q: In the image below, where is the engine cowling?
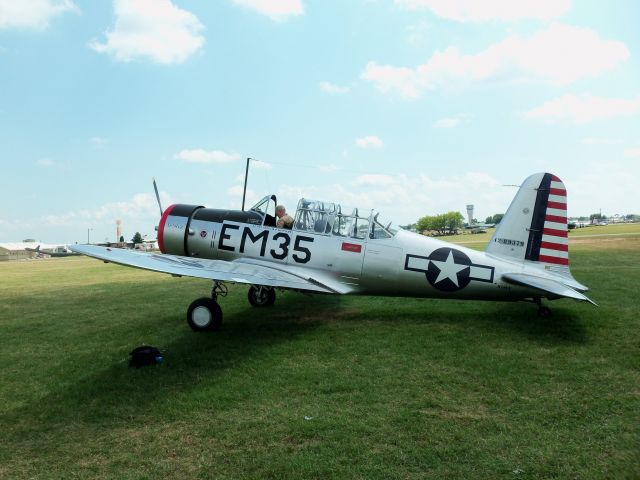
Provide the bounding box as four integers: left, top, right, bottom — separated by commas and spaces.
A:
158, 204, 265, 258
157, 204, 204, 255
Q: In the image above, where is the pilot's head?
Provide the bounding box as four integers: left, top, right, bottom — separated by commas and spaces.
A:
275, 205, 286, 218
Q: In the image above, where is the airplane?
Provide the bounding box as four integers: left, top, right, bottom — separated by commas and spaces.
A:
71, 172, 595, 332
25, 244, 80, 258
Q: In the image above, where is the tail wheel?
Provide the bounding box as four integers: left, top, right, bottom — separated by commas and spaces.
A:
248, 285, 276, 307
187, 297, 222, 332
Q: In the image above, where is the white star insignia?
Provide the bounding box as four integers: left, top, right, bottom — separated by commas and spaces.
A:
430, 251, 468, 287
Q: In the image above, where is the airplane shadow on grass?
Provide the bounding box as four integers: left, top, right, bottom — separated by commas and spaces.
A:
1, 291, 588, 456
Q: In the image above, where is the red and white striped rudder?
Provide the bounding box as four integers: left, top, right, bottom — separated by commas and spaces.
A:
486, 172, 571, 270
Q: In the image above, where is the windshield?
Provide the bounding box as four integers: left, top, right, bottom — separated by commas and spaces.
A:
370, 212, 397, 239
249, 195, 270, 214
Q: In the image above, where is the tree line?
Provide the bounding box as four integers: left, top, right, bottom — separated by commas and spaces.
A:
408, 211, 505, 236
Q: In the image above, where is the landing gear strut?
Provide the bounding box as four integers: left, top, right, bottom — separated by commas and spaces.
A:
186, 281, 227, 332
534, 297, 552, 317
248, 285, 276, 307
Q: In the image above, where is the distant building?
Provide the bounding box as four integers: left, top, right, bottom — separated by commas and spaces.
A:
0, 243, 37, 261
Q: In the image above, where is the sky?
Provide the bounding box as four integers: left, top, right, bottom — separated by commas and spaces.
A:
1, 0, 639, 244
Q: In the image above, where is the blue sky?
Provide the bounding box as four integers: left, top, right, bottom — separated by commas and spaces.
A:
1, 0, 638, 244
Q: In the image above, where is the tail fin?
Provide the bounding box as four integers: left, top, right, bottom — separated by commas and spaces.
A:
487, 172, 570, 268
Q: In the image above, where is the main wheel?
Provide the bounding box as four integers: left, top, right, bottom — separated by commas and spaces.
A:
248, 286, 276, 307
187, 297, 222, 332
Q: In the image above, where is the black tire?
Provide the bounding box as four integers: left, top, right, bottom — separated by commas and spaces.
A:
187, 297, 222, 332
248, 286, 276, 307
537, 306, 552, 318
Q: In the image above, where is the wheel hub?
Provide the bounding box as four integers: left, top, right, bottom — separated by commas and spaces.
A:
192, 305, 212, 327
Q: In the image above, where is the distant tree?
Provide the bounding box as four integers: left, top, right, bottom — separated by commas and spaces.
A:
590, 213, 607, 223
131, 232, 143, 244
417, 212, 463, 235
445, 211, 464, 234
119, 235, 125, 243
486, 213, 504, 224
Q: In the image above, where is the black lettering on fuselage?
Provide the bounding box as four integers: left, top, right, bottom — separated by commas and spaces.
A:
218, 224, 239, 251
240, 227, 269, 256
270, 232, 290, 260
292, 235, 314, 264
216, 223, 315, 263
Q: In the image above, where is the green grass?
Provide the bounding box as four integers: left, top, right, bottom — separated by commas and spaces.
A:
436, 222, 640, 245
1, 237, 639, 479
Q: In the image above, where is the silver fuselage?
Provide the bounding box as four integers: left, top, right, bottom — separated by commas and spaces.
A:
166, 217, 554, 301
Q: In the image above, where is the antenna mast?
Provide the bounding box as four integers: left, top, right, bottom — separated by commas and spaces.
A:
242, 157, 252, 211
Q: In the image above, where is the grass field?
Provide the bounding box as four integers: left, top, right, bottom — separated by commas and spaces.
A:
443, 222, 640, 246
1, 233, 639, 479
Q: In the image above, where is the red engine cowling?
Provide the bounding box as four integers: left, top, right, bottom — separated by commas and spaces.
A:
157, 204, 204, 255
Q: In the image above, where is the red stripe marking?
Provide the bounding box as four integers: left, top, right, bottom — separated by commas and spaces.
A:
545, 215, 567, 224
547, 201, 566, 210
541, 241, 568, 252
157, 204, 176, 254
539, 255, 569, 265
543, 228, 568, 238
549, 188, 566, 196
341, 242, 362, 253
551, 174, 561, 182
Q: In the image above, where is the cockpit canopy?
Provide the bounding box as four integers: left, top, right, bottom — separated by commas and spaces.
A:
249, 195, 397, 239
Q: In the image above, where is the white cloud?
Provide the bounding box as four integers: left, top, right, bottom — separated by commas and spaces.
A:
319, 81, 350, 94
43, 191, 172, 228
524, 94, 640, 124
90, 136, 108, 148
232, 0, 303, 21
226, 185, 259, 208
89, 0, 204, 64
362, 23, 629, 99
434, 118, 460, 128
433, 113, 471, 128
355, 135, 384, 149
175, 149, 241, 164
404, 20, 430, 46
624, 148, 640, 158
275, 171, 512, 225
251, 159, 272, 169
569, 165, 640, 218
36, 158, 55, 167
394, 0, 571, 22
0, 0, 78, 29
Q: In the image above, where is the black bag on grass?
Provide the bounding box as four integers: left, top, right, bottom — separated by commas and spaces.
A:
129, 345, 164, 368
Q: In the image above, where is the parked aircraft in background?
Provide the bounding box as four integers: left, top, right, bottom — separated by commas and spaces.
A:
25, 244, 80, 258
72, 172, 595, 332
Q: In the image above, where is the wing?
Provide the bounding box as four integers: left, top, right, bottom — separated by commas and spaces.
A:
70, 245, 348, 294
502, 273, 597, 305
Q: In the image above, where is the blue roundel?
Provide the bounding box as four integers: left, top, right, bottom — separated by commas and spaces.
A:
425, 248, 472, 292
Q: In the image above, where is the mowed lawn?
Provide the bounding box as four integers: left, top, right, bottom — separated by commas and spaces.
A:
1, 236, 639, 479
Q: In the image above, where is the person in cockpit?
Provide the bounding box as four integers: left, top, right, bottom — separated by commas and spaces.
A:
275, 205, 294, 229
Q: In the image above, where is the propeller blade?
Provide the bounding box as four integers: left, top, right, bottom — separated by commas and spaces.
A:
152, 177, 163, 216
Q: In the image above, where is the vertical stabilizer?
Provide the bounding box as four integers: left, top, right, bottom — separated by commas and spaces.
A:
487, 173, 569, 268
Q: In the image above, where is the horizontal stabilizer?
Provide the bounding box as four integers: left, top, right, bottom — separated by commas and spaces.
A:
502, 273, 597, 305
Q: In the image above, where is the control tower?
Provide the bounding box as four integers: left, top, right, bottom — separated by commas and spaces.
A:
466, 205, 474, 226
